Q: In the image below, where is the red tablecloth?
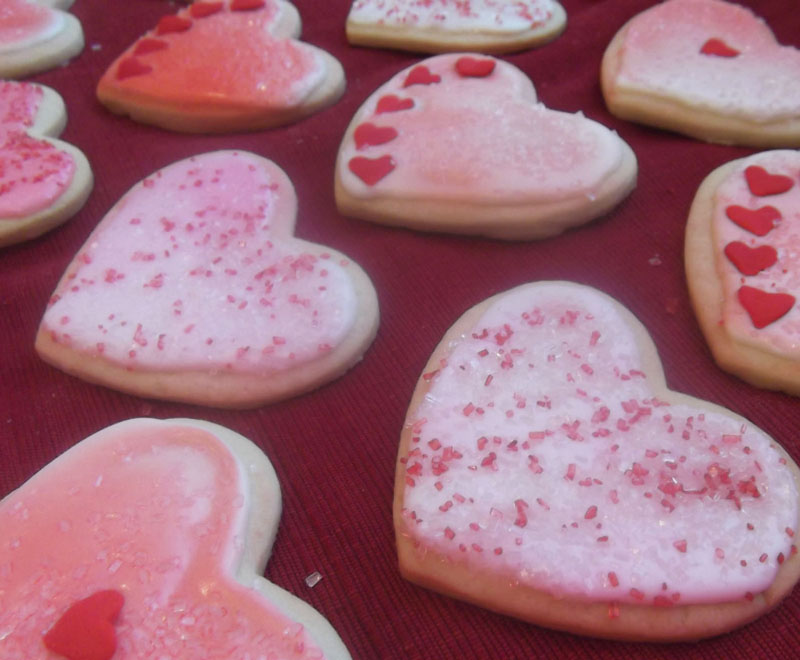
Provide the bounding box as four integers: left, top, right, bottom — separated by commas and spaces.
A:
3, 1, 800, 658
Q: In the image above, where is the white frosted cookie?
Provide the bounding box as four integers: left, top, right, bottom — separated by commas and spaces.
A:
96, 0, 345, 133
0, 418, 351, 660
335, 54, 637, 240
0, 80, 92, 248
35, 151, 379, 408
685, 150, 800, 395
395, 281, 800, 641
0, 0, 84, 78
601, 0, 800, 147
346, 0, 566, 54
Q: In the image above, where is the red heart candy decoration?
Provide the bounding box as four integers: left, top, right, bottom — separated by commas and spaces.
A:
132, 38, 168, 56
723, 241, 778, 276
189, 2, 224, 18
725, 205, 781, 236
348, 154, 396, 185
231, 0, 266, 10
116, 57, 153, 80
737, 286, 796, 329
376, 94, 415, 114
354, 122, 399, 150
455, 56, 496, 78
745, 166, 795, 197
403, 65, 441, 88
43, 590, 124, 660
155, 15, 192, 36
700, 38, 740, 57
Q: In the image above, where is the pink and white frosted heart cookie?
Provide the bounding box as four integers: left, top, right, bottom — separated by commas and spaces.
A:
0, 0, 84, 78
0, 80, 92, 248
395, 281, 800, 641
346, 0, 566, 54
601, 0, 800, 147
685, 150, 800, 395
0, 418, 352, 659
35, 151, 379, 408
96, 0, 345, 133
335, 54, 637, 240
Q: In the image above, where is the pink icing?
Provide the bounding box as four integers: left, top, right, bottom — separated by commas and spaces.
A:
400, 283, 797, 605
348, 0, 555, 32
615, 0, 800, 122
341, 54, 624, 202
0, 420, 324, 658
0, 81, 76, 220
0, 0, 62, 53
713, 151, 800, 354
106, 1, 325, 110
41, 151, 357, 372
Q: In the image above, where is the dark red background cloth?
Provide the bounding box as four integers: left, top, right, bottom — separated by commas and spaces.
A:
2, 1, 800, 658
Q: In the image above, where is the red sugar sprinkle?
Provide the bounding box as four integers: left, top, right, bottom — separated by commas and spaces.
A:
444, 527, 455, 540
629, 588, 645, 601
608, 572, 619, 587
565, 463, 576, 481
759, 553, 768, 563
744, 592, 755, 602
585, 505, 598, 520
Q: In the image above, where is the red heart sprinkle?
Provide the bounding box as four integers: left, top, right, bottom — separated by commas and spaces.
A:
349, 155, 396, 186
455, 57, 496, 78
737, 286, 795, 329
43, 590, 125, 660
231, 0, 266, 10
376, 95, 414, 114
133, 38, 169, 56
403, 66, 441, 88
723, 241, 778, 276
725, 205, 781, 236
155, 15, 193, 36
700, 38, 740, 57
744, 165, 794, 196
189, 1, 224, 18
116, 57, 153, 81
354, 123, 399, 150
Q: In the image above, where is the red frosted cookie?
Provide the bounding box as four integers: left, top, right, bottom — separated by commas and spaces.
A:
35, 151, 379, 408
685, 150, 800, 395
346, 0, 566, 54
0, 80, 92, 248
96, 0, 345, 133
0, 418, 351, 659
0, 0, 84, 78
335, 54, 637, 240
395, 281, 800, 640
601, 0, 800, 147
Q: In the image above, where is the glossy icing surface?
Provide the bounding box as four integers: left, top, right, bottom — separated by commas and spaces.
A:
400, 283, 797, 604
41, 151, 358, 372
0, 81, 76, 219
348, 0, 555, 33
615, 0, 800, 122
341, 54, 624, 203
713, 151, 800, 354
0, 0, 62, 54
104, 1, 325, 110
0, 421, 324, 658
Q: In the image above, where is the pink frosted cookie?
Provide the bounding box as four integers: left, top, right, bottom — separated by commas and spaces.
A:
0, 0, 84, 78
0, 80, 92, 248
335, 54, 637, 240
685, 151, 800, 395
96, 0, 345, 133
346, 0, 566, 54
0, 418, 351, 659
35, 151, 379, 408
395, 281, 800, 641
601, 0, 800, 147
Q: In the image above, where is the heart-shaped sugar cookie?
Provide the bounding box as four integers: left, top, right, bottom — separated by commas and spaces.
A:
601, 0, 800, 146
0, 0, 84, 78
335, 54, 637, 240
35, 151, 379, 408
96, 0, 345, 133
346, 0, 566, 54
685, 150, 800, 395
0, 81, 93, 248
0, 418, 351, 659
395, 281, 800, 641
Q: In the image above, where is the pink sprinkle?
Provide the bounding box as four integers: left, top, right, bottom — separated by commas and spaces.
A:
585, 505, 598, 520
444, 527, 455, 540
629, 588, 645, 601
608, 571, 619, 587
673, 539, 687, 553
715, 548, 725, 559
590, 330, 601, 346
565, 463, 576, 481
463, 402, 475, 416
514, 499, 529, 528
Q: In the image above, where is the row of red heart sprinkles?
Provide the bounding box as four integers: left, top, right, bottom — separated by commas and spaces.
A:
723, 165, 796, 329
